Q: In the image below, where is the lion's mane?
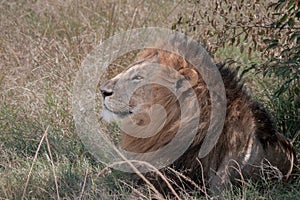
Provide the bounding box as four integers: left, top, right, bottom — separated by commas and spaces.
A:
101, 38, 296, 195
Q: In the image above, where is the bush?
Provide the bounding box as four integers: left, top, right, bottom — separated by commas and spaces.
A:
173, 0, 300, 141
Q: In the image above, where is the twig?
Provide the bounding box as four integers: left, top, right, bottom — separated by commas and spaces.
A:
45, 131, 60, 200
224, 23, 300, 30
291, 130, 300, 144
21, 126, 49, 200
98, 120, 180, 199
167, 165, 211, 200
99, 159, 181, 200
79, 168, 89, 200
119, 179, 148, 200
196, 158, 209, 200
227, 159, 247, 200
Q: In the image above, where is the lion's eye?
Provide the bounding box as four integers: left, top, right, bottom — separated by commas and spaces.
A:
131, 75, 143, 81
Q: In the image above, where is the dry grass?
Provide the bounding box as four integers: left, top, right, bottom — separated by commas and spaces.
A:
0, 0, 299, 199
0, 0, 188, 199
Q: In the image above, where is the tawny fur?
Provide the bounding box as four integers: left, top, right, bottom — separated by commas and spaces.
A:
100, 43, 296, 195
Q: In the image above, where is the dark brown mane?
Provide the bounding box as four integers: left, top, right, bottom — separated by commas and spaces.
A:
101, 39, 296, 196
143, 48, 293, 190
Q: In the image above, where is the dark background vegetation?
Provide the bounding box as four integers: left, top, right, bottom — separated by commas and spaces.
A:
0, 0, 299, 199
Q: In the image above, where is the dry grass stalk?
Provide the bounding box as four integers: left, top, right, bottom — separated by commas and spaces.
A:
22, 126, 49, 200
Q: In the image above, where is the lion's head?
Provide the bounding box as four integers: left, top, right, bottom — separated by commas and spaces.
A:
99, 46, 295, 195
100, 51, 201, 153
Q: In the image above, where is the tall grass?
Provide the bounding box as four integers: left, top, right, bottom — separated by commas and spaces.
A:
0, 0, 188, 199
0, 0, 298, 199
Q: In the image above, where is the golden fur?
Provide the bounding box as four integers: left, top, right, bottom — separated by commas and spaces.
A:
100, 43, 296, 194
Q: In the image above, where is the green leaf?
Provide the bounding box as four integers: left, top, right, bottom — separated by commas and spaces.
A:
287, 18, 295, 26
287, 0, 296, 9
280, 14, 288, 23
290, 32, 300, 41
296, 11, 300, 18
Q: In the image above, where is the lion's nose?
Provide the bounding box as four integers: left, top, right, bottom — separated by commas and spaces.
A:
101, 89, 113, 98
100, 82, 114, 98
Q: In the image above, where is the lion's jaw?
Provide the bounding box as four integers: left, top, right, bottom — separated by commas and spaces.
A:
100, 63, 151, 123
100, 61, 198, 152
100, 61, 186, 122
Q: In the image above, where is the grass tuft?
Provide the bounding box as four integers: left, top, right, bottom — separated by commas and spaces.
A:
0, 0, 298, 199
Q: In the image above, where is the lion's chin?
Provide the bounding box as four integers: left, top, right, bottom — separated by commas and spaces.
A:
101, 108, 132, 123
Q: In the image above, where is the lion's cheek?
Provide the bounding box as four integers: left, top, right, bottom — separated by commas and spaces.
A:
101, 109, 118, 123
131, 112, 151, 126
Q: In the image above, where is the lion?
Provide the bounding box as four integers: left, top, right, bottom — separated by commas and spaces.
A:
100, 39, 296, 196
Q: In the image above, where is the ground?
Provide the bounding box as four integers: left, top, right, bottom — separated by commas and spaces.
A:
0, 0, 299, 199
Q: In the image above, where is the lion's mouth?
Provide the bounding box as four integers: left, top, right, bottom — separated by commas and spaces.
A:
102, 104, 133, 117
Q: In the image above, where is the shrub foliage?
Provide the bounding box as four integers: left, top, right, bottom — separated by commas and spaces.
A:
174, 0, 300, 140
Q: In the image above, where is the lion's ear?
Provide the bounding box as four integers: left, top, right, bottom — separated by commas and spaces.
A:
178, 68, 198, 87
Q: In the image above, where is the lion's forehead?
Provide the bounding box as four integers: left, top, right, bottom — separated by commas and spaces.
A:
124, 63, 145, 75
111, 61, 182, 88
116, 62, 159, 80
